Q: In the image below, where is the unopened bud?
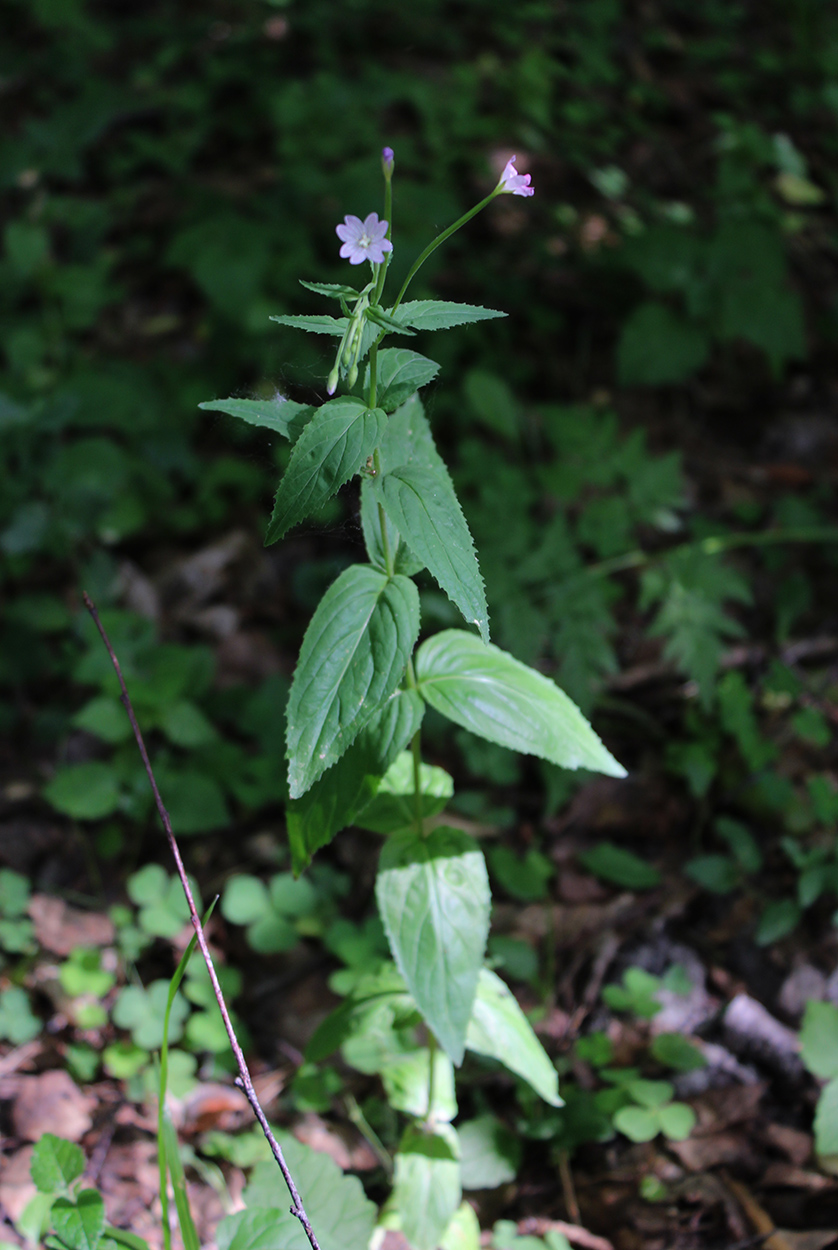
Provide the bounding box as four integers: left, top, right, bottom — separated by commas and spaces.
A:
382, 146, 395, 180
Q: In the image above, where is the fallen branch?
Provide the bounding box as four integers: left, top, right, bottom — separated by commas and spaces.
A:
83, 592, 321, 1250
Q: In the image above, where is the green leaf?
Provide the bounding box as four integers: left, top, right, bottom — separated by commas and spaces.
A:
374, 464, 489, 641
415, 631, 626, 777
43, 762, 121, 820
269, 313, 346, 334
156, 769, 229, 835
382, 1047, 457, 1120
800, 1001, 838, 1079
377, 393, 448, 476
814, 1079, 838, 1157
50, 1192, 105, 1250
102, 1229, 151, 1250
198, 398, 313, 441
627, 1079, 673, 1109
650, 1034, 706, 1072
578, 843, 660, 890
265, 399, 386, 544
463, 369, 520, 439
391, 301, 506, 332
286, 566, 420, 798
287, 689, 425, 872
684, 854, 740, 894
72, 697, 132, 744
613, 1105, 659, 1143
755, 898, 801, 946
356, 750, 453, 834
617, 301, 709, 386
440, 1204, 481, 1250
228, 1136, 376, 1250
457, 1116, 521, 1189
487, 846, 553, 902
222, 876, 270, 925
360, 478, 424, 577
657, 1102, 696, 1141
366, 349, 440, 413
365, 305, 416, 335
393, 1124, 461, 1250
299, 280, 361, 301
466, 968, 562, 1106
305, 964, 415, 1063
376, 826, 489, 1065
30, 1135, 84, 1194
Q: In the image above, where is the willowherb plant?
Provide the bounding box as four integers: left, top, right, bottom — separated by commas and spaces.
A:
201, 150, 624, 1250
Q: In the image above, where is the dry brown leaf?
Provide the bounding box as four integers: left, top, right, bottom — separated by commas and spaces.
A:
293, 1113, 378, 1171
668, 1129, 758, 1172
180, 1081, 250, 1134
764, 1122, 814, 1166
0, 1146, 36, 1224
12, 1069, 94, 1141
761, 1163, 836, 1191
28, 895, 114, 956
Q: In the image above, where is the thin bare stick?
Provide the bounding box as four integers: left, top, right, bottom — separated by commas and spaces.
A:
83, 592, 321, 1250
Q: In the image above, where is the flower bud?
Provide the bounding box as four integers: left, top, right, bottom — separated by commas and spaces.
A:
382, 146, 395, 180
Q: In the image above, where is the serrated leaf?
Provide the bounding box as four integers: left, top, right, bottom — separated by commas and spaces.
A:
224, 1137, 376, 1250
374, 464, 489, 641
360, 478, 424, 577
366, 349, 440, 413
376, 826, 489, 1065
30, 1135, 84, 1194
378, 393, 448, 475
366, 305, 416, 335
286, 566, 420, 798
393, 1124, 461, 1250
287, 690, 424, 873
466, 968, 562, 1106
269, 313, 346, 334
198, 397, 313, 441
265, 399, 386, 544
356, 750, 453, 833
299, 280, 361, 301
51, 1192, 105, 1250
416, 631, 626, 777
391, 300, 506, 332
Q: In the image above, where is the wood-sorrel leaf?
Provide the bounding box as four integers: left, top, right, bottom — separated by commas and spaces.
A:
364, 348, 440, 413
466, 968, 562, 1106
393, 1124, 461, 1250
286, 566, 420, 798
390, 300, 506, 332
286, 689, 424, 873
198, 397, 313, 441
265, 398, 386, 544
376, 825, 490, 1065
373, 463, 489, 642
415, 630, 626, 776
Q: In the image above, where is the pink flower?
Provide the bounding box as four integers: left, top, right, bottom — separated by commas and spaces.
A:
335, 213, 393, 265
497, 155, 534, 197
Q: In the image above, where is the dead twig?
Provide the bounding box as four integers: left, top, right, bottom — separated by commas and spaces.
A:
83, 592, 322, 1250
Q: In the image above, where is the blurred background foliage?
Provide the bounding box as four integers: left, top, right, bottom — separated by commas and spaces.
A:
2, 0, 838, 846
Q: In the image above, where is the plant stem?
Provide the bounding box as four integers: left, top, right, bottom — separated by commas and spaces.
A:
411, 728, 423, 834
425, 1033, 438, 1121
392, 188, 500, 312
83, 592, 323, 1250
345, 1094, 393, 1175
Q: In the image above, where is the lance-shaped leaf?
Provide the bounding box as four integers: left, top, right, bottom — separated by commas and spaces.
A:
366, 305, 416, 336
265, 399, 386, 544
376, 825, 490, 1064
286, 689, 424, 873
198, 397, 313, 441
390, 300, 507, 332
378, 393, 446, 475
393, 1124, 461, 1250
299, 279, 362, 301
306, 963, 417, 1063
286, 566, 420, 798
415, 630, 627, 777
360, 478, 424, 576
365, 348, 441, 414
373, 463, 489, 642
466, 968, 563, 1106
269, 313, 346, 334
